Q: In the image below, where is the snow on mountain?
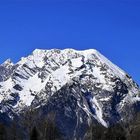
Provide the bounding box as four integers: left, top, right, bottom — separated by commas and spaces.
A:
2, 59, 14, 68
0, 48, 139, 129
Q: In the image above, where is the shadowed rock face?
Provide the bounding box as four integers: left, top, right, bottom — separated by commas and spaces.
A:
0, 59, 15, 82
0, 49, 139, 139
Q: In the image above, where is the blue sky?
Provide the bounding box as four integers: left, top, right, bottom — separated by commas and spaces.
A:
0, 0, 140, 84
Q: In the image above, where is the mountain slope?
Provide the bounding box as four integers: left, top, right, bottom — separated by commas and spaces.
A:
0, 49, 139, 139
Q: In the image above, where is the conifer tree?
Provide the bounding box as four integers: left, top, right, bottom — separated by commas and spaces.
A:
30, 127, 39, 140
0, 123, 6, 140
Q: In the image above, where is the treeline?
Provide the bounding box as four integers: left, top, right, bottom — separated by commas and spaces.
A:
84, 123, 126, 140
1, 110, 140, 140
0, 110, 62, 140
84, 113, 140, 140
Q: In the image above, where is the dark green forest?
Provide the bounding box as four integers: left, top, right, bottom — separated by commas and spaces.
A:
0, 110, 62, 140
1, 111, 140, 140
84, 113, 140, 140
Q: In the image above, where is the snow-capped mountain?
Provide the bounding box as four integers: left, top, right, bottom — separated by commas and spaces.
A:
0, 49, 140, 139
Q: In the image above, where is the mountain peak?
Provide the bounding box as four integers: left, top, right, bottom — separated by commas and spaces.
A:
1, 59, 14, 67
0, 48, 139, 136
32, 48, 47, 55
32, 48, 98, 55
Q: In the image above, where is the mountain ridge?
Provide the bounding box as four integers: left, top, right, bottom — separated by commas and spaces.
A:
0, 48, 140, 139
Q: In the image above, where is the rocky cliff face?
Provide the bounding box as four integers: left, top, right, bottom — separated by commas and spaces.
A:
0, 49, 139, 139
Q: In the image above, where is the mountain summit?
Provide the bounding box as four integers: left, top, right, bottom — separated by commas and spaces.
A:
0, 49, 140, 139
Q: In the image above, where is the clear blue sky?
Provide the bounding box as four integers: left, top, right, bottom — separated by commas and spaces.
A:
0, 0, 140, 85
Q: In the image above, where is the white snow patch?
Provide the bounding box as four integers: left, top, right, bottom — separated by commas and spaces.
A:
0, 78, 14, 102
49, 65, 70, 91
13, 73, 47, 106
99, 97, 111, 101
91, 97, 108, 127
71, 57, 83, 68
92, 67, 106, 83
